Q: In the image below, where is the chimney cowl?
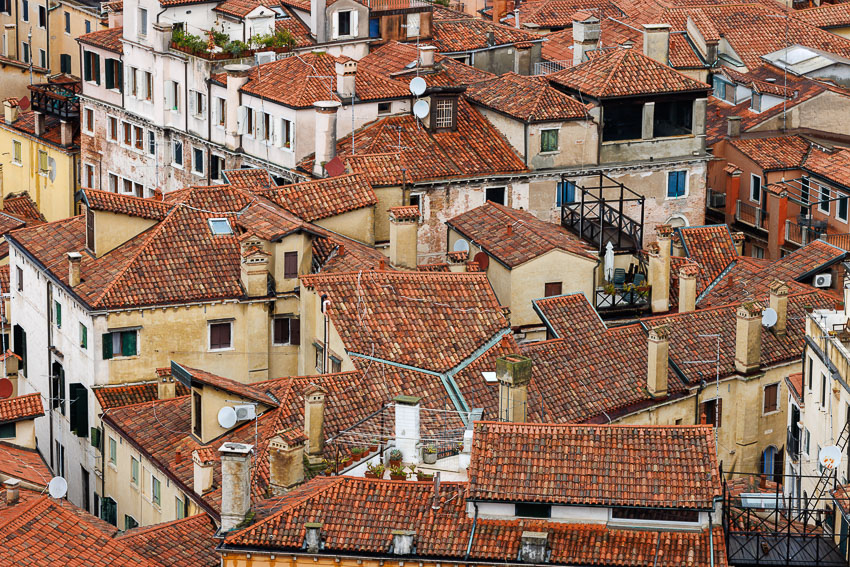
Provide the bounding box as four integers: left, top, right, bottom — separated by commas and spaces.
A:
3, 478, 20, 505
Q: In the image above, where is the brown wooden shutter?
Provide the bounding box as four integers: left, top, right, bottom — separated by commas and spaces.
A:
274, 318, 289, 344
716, 398, 722, 428
284, 252, 298, 279
545, 282, 563, 297
290, 318, 300, 346
86, 207, 95, 251
765, 384, 778, 413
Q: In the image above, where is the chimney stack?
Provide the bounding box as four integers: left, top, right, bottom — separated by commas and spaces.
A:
3, 478, 19, 505
33, 111, 45, 138
191, 449, 215, 496
735, 302, 763, 375
223, 64, 252, 151
335, 60, 356, 99
304, 384, 327, 465
496, 354, 533, 423
731, 232, 745, 255
769, 279, 789, 336
388, 206, 420, 269
391, 530, 416, 555
727, 116, 742, 138
520, 532, 549, 563
572, 12, 600, 66
492, 0, 508, 21
310, 0, 327, 43
646, 324, 669, 398
312, 101, 342, 178
151, 21, 173, 53
678, 262, 698, 313
60, 120, 73, 147
239, 237, 270, 297
219, 442, 254, 532
268, 429, 306, 496
3, 99, 19, 125
419, 46, 436, 68
67, 252, 82, 286
648, 225, 673, 313
394, 395, 421, 464
156, 368, 176, 399
304, 523, 323, 552
642, 23, 671, 65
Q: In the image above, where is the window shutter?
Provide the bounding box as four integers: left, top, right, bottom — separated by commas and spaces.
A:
121, 331, 137, 357
69, 383, 88, 437
351, 10, 358, 36
290, 318, 300, 346
105, 60, 114, 89
93, 54, 101, 85
274, 318, 288, 344
716, 398, 722, 428
90, 426, 101, 449
284, 251, 298, 278
200, 93, 206, 115
164, 81, 173, 108
237, 106, 247, 134
84, 52, 91, 81
102, 333, 113, 359
222, 323, 231, 348
332, 11, 339, 39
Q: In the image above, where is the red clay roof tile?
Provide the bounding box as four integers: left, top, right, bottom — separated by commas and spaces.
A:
465, 72, 589, 122
118, 513, 219, 567
0, 393, 44, 424
0, 441, 52, 487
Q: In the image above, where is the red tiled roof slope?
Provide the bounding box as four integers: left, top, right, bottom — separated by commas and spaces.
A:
84, 188, 172, 220
465, 72, 589, 122
0, 393, 44, 424
77, 27, 124, 53
430, 17, 541, 52
729, 135, 812, 170
0, 441, 52, 486
93, 381, 190, 410
118, 514, 219, 567
259, 174, 377, 221
532, 292, 605, 338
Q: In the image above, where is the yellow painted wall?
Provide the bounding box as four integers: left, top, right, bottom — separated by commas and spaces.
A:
3, 417, 36, 448
314, 207, 375, 245
91, 208, 157, 256
272, 234, 313, 295
373, 186, 403, 244
50, 1, 103, 77
298, 288, 354, 376
0, 63, 50, 99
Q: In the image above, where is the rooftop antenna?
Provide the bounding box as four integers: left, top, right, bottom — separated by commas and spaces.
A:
48, 476, 67, 499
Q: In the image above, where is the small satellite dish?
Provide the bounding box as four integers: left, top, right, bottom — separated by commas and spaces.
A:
409, 76, 426, 96
761, 307, 778, 328
820, 445, 842, 470
18, 96, 30, 111
0, 378, 12, 399
474, 251, 490, 270
413, 99, 430, 119
217, 406, 237, 429
453, 239, 470, 253
48, 476, 67, 499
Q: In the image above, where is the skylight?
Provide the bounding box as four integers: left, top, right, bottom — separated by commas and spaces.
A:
208, 218, 233, 235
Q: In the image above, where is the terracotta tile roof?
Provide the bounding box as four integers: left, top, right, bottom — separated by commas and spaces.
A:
275, 8, 315, 48
389, 205, 420, 222
6, 110, 81, 150
159, 0, 217, 7
532, 292, 606, 338
216, 51, 410, 108
92, 381, 190, 410
676, 225, 738, 296
359, 41, 494, 87
118, 514, 219, 567
786, 372, 804, 407
0, 265, 9, 294
447, 202, 597, 268
794, 3, 850, 30
300, 271, 509, 373
803, 145, 850, 186
342, 153, 406, 186
176, 363, 279, 406
729, 135, 811, 171
0, 393, 44, 424
225, 476, 726, 566
0, 486, 41, 525
223, 168, 272, 189
279, 0, 310, 9
718, 66, 793, 98
2, 192, 46, 226
0, 441, 52, 487
512, 0, 622, 28
214, 0, 276, 17
259, 174, 377, 221
0, 212, 27, 235
833, 484, 850, 519
83, 188, 172, 220
464, 72, 589, 122
430, 17, 542, 53
304, 99, 527, 183
77, 26, 124, 53
548, 47, 710, 99
311, 230, 390, 273
468, 421, 720, 508
0, 495, 158, 566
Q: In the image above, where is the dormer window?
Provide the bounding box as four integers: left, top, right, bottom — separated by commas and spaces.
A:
434, 98, 454, 129
208, 218, 233, 235
86, 206, 95, 252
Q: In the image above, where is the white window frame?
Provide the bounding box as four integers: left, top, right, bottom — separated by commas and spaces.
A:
11, 140, 21, 165
539, 127, 559, 154
107, 115, 118, 141
137, 7, 147, 37
750, 173, 761, 204
208, 320, 233, 351
83, 163, 95, 188
838, 192, 849, 223
83, 106, 94, 134
107, 171, 119, 193
215, 97, 226, 128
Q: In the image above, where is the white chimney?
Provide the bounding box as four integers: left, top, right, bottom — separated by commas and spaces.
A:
572, 13, 600, 66
67, 252, 82, 287
224, 64, 252, 151
33, 111, 45, 137
642, 23, 671, 65
394, 395, 421, 464
312, 101, 341, 178
3, 478, 19, 505
3, 99, 19, 125
192, 449, 215, 496
419, 46, 436, 68
335, 60, 356, 99
220, 442, 254, 532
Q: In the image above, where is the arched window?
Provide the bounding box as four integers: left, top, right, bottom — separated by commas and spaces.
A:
760, 445, 784, 484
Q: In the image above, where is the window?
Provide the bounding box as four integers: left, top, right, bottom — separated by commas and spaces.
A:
108, 437, 117, 465
838, 193, 848, 223
190, 90, 205, 117
555, 181, 576, 207
85, 19, 90, 33
406, 12, 420, 37
752, 245, 765, 259
102, 329, 138, 359
37, 150, 48, 174
281, 118, 293, 148
210, 154, 223, 181
80, 323, 88, 349
284, 251, 298, 278
137, 7, 148, 36
804, 427, 811, 457
151, 476, 161, 506
21, 0, 27, 21
245, 108, 254, 135
12, 324, 26, 376
0, 422, 14, 438
55, 441, 65, 477
192, 147, 204, 175
176, 496, 186, 519
104, 117, 116, 142
819, 184, 831, 214
104, 59, 120, 91
216, 97, 225, 126
540, 129, 559, 153
144, 72, 153, 101
147, 131, 155, 156
337, 10, 352, 36
712, 76, 725, 99
262, 112, 271, 141
515, 503, 552, 518
172, 140, 183, 167
122, 121, 131, 145
760, 445, 783, 483
654, 100, 693, 137
700, 398, 721, 427
130, 456, 139, 485
667, 170, 687, 199
821, 372, 827, 407
128, 68, 138, 97
544, 282, 562, 297
12, 140, 21, 164
801, 178, 810, 216
330, 356, 342, 373
15, 267, 22, 291
60, 54, 71, 74
751, 93, 761, 112
209, 321, 232, 350
134, 126, 143, 150
101, 497, 117, 526
64, 10, 70, 33
763, 383, 778, 413
208, 218, 232, 235
125, 515, 139, 530
51, 362, 65, 414
808, 357, 814, 391
378, 102, 391, 115
37, 4, 44, 27
83, 51, 100, 84
315, 343, 324, 372
0, 0, 10, 14
193, 391, 202, 437
84, 107, 94, 133
434, 98, 454, 129
69, 383, 89, 437
165, 81, 179, 111
273, 317, 300, 345
84, 164, 94, 188
54, 300, 62, 328
485, 187, 506, 205
21, 42, 29, 64
39, 48, 45, 68
108, 173, 118, 193
750, 174, 761, 203
602, 101, 642, 141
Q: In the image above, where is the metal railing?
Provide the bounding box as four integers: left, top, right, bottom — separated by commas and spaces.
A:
736, 200, 768, 230
534, 60, 570, 75
595, 286, 650, 311
785, 220, 823, 247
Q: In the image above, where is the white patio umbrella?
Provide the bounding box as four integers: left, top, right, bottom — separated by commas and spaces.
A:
604, 241, 615, 282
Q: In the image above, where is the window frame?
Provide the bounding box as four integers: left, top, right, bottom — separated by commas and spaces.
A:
12, 140, 21, 165
838, 193, 849, 223
108, 436, 117, 466
763, 382, 779, 415
667, 170, 688, 199
64, 10, 70, 33
83, 107, 94, 134
485, 186, 506, 205
544, 282, 563, 297
208, 320, 233, 351
151, 475, 161, 507
37, 3, 45, 28
539, 128, 559, 153
273, 316, 300, 346
130, 456, 139, 486
37, 150, 48, 176
137, 7, 148, 37
750, 173, 762, 204
192, 146, 205, 176
819, 184, 831, 214
172, 139, 183, 168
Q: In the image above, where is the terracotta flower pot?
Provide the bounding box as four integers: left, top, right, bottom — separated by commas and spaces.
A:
390, 473, 406, 481
365, 471, 378, 479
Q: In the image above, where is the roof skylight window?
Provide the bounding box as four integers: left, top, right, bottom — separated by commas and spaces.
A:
208, 218, 233, 235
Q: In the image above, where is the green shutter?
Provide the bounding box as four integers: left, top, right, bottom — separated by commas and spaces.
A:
81, 325, 88, 349
55, 302, 61, 328
93, 54, 101, 85
102, 333, 113, 360
90, 426, 101, 449
105, 59, 114, 89
84, 52, 91, 81
121, 331, 137, 357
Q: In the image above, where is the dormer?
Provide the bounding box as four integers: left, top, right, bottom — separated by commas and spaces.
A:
419, 86, 465, 133
245, 6, 275, 39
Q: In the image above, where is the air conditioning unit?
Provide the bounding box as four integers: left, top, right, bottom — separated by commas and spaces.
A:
814, 273, 832, 288
708, 192, 726, 208
255, 51, 276, 65
234, 404, 256, 421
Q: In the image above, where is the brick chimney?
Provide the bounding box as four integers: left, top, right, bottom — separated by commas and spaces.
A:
496, 354, 533, 423
3, 99, 19, 125
769, 279, 789, 337
224, 64, 251, 151
3, 478, 19, 505
60, 120, 73, 147
33, 111, 45, 138
335, 60, 356, 99
156, 368, 175, 399
735, 302, 763, 374
394, 395, 421, 464
67, 252, 82, 287
678, 262, 698, 313
648, 225, 673, 313
312, 101, 342, 178
642, 23, 670, 65
647, 324, 669, 398
268, 429, 306, 496
727, 116, 742, 138
572, 12, 600, 65
219, 442, 254, 532
419, 45, 436, 68
389, 206, 420, 269
191, 449, 215, 496
304, 384, 327, 465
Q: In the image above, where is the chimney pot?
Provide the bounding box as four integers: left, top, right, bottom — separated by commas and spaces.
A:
192, 450, 215, 496
496, 355, 532, 423
731, 232, 745, 255
647, 325, 669, 397
3, 478, 20, 505
312, 101, 342, 178
156, 368, 176, 399
727, 116, 742, 138
33, 111, 45, 138
60, 120, 73, 147
68, 252, 82, 287
219, 442, 254, 532
768, 280, 789, 336
678, 262, 698, 313
735, 302, 763, 374
3, 99, 19, 125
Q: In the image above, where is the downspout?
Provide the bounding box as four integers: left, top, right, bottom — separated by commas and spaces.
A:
708, 512, 715, 567
184, 62, 189, 135
46, 280, 54, 469
694, 379, 706, 425
464, 502, 479, 560
523, 122, 528, 166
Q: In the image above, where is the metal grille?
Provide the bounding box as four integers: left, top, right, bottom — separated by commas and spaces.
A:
435, 99, 453, 129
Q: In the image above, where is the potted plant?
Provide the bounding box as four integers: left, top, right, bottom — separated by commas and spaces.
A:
369, 439, 379, 452
836, 301, 845, 311
416, 470, 434, 482
603, 282, 617, 296
350, 447, 365, 462
388, 448, 403, 466
322, 459, 335, 476
804, 304, 814, 313
338, 456, 351, 472
422, 445, 437, 464
389, 464, 407, 480
365, 462, 385, 479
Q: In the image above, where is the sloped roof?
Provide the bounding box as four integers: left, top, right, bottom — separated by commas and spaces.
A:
548, 47, 710, 99
359, 41, 494, 86
532, 292, 606, 338
213, 0, 276, 18
429, 17, 542, 53
92, 381, 190, 410
223, 168, 272, 189
259, 174, 377, 221
676, 224, 738, 296
117, 514, 219, 567
446, 202, 597, 267
275, 8, 315, 48
468, 421, 720, 509
511, 0, 622, 28
464, 72, 589, 122
0, 393, 45, 424
177, 364, 279, 406
2, 192, 46, 226
794, 3, 850, 30
77, 27, 124, 53
803, 145, 850, 188
83, 188, 172, 220
0, 441, 51, 487
342, 153, 407, 187
729, 135, 812, 171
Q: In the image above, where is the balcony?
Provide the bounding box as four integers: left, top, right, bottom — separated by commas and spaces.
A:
27, 78, 81, 120
785, 220, 824, 247
736, 200, 768, 230
595, 285, 650, 313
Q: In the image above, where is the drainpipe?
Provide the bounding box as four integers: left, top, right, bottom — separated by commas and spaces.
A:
694, 379, 706, 425
46, 280, 54, 469
321, 295, 330, 373
184, 62, 189, 135
464, 502, 479, 560
708, 512, 715, 567
523, 122, 528, 166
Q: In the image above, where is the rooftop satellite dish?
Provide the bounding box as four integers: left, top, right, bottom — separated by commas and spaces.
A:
0, 378, 12, 399
819, 445, 842, 470
413, 99, 430, 119
217, 406, 237, 429
48, 476, 67, 499
453, 239, 470, 253
761, 307, 778, 328
409, 76, 426, 96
